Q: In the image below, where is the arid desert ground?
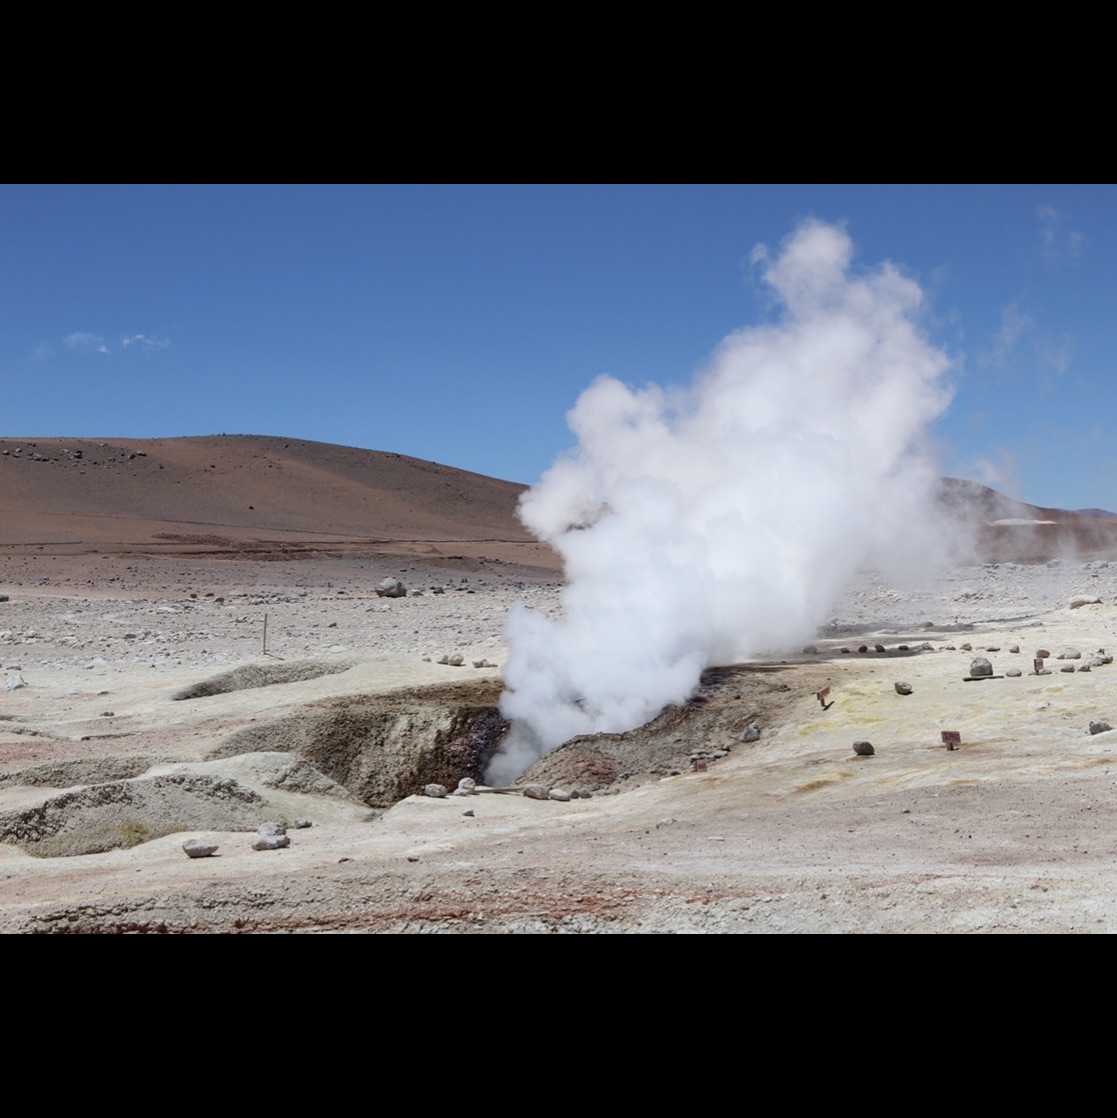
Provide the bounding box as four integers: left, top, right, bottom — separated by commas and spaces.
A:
2, 435, 1117, 932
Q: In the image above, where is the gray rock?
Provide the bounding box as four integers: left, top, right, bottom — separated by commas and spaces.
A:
1060, 665, 1077, 673
4, 675, 24, 692
1009, 645, 1020, 653
1036, 649, 1052, 660
1005, 668, 1022, 677
548, 788, 571, 801
802, 644, 819, 655
961, 643, 973, 652
182, 839, 219, 858
894, 682, 913, 695
456, 777, 477, 795
1089, 721, 1113, 735
740, 723, 761, 743
1070, 597, 1102, 609
293, 818, 313, 828
1059, 648, 1082, 660
375, 578, 407, 598
424, 783, 448, 798
521, 784, 549, 800
252, 822, 290, 851
969, 657, 994, 677
852, 740, 875, 756
875, 644, 886, 653
447, 654, 464, 667
1079, 664, 1092, 672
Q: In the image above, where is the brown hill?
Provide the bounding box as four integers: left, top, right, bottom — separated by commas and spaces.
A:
2, 438, 1112, 570
0, 435, 558, 570
936, 477, 1117, 562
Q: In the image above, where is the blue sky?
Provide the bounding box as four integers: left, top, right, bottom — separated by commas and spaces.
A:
3, 184, 1114, 509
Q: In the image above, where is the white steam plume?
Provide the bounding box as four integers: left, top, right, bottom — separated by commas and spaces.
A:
488, 220, 954, 785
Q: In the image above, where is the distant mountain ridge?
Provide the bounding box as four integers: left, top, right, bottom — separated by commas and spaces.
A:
1, 438, 1113, 564
0, 434, 560, 570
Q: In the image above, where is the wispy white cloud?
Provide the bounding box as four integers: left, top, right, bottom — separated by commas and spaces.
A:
980, 301, 1034, 369
120, 333, 171, 351
970, 449, 1020, 498
63, 331, 111, 355
1037, 205, 1085, 264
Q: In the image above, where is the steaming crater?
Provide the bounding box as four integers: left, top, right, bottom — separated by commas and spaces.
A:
488, 219, 955, 785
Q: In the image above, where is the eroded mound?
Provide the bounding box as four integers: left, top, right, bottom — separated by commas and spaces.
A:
172, 659, 353, 700
0, 757, 158, 788
0, 774, 266, 857
209, 679, 507, 807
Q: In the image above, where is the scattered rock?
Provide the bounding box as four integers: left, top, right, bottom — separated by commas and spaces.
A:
802, 644, 819, 654
858, 645, 868, 653
852, 741, 875, 756
424, 783, 448, 798
252, 822, 290, 851
375, 578, 407, 598
874, 644, 886, 653
1036, 649, 1051, 659
4, 675, 24, 692
969, 657, 993, 677
182, 838, 218, 858
463, 809, 474, 817
548, 788, 571, 801
1070, 597, 1102, 609
454, 777, 478, 796
1058, 648, 1082, 660
740, 723, 761, 743
521, 784, 549, 800
1089, 722, 1113, 735
1009, 645, 1020, 653
894, 682, 912, 695
1005, 667, 1022, 677
293, 818, 312, 828
1060, 665, 1077, 673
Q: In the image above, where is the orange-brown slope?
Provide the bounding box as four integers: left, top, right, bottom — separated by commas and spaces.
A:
937, 477, 1117, 562
0, 435, 555, 565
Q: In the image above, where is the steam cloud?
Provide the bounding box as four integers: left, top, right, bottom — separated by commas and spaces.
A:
488, 220, 954, 785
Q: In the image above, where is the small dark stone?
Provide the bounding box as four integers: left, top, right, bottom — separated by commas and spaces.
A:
852, 740, 875, 756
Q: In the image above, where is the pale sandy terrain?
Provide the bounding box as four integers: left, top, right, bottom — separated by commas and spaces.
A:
2, 436, 1116, 932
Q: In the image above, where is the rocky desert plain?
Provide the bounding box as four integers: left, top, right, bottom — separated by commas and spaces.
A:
2, 434, 1117, 933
